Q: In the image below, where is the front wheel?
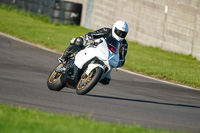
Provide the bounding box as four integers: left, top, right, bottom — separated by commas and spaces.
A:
76, 67, 103, 95
47, 64, 65, 91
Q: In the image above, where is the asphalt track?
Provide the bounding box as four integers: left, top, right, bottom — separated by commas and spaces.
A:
0, 33, 200, 133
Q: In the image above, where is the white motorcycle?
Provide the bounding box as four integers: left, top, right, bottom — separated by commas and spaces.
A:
47, 36, 120, 95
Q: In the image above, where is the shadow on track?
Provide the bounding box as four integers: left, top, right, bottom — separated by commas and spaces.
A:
86, 94, 200, 109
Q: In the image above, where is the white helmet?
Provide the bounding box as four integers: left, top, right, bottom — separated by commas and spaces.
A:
112, 20, 129, 41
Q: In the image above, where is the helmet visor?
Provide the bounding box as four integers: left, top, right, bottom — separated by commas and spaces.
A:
114, 28, 127, 38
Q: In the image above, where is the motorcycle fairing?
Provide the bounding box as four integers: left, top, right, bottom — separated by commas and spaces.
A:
61, 37, 120, 89
74, 38, 109, 69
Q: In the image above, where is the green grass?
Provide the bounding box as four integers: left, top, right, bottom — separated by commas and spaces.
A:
0, 4, 92, 52
0, 104, 182, 133
125, 43, 200, 88
0, 4, 200, 89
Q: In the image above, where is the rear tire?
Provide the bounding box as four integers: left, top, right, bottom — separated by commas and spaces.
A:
76, 67, 103, 95
47, 64, 65, 91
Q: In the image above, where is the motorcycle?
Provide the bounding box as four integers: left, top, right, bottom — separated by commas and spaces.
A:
47, 36, 120, 95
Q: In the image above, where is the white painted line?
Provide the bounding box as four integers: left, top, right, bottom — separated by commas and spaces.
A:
119, 68, 200, 91
1, 32, 199, 91
0, 32, 61, 54
165, 5, 168, 13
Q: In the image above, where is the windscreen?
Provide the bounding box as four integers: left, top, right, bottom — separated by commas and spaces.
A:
105, 36, 120, 54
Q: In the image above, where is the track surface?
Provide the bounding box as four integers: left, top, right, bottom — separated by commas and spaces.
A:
0, 34, 200, 132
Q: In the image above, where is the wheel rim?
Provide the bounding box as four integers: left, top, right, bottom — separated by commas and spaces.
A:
77, 68, 97, 90
49, 64, 63, 83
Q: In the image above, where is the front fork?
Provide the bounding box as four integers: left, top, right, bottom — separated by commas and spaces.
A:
53, 63, 66, 79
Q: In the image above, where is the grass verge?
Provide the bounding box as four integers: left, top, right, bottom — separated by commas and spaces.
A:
0, 4, 200, 89
0, 104, 183, 133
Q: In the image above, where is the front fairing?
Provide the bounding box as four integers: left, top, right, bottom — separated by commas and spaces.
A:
74, 37, 119, 70
74, 39, 109, 69
94, 38, 119, 68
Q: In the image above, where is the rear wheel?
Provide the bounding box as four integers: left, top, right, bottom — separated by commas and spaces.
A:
47, 64, 65, 91
76, 67, 103, 95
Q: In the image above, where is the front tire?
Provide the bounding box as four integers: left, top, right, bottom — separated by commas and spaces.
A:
76, 67, 103, 95
47, 64, 65, 91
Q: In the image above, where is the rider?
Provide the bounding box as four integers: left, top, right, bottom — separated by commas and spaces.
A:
58, 20, 129, 84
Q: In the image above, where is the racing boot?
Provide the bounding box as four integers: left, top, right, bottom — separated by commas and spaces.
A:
99, 73, 111, 85
99, 77, 111, 85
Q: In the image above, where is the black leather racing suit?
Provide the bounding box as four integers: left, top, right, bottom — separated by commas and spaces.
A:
61, 28, 128, 85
